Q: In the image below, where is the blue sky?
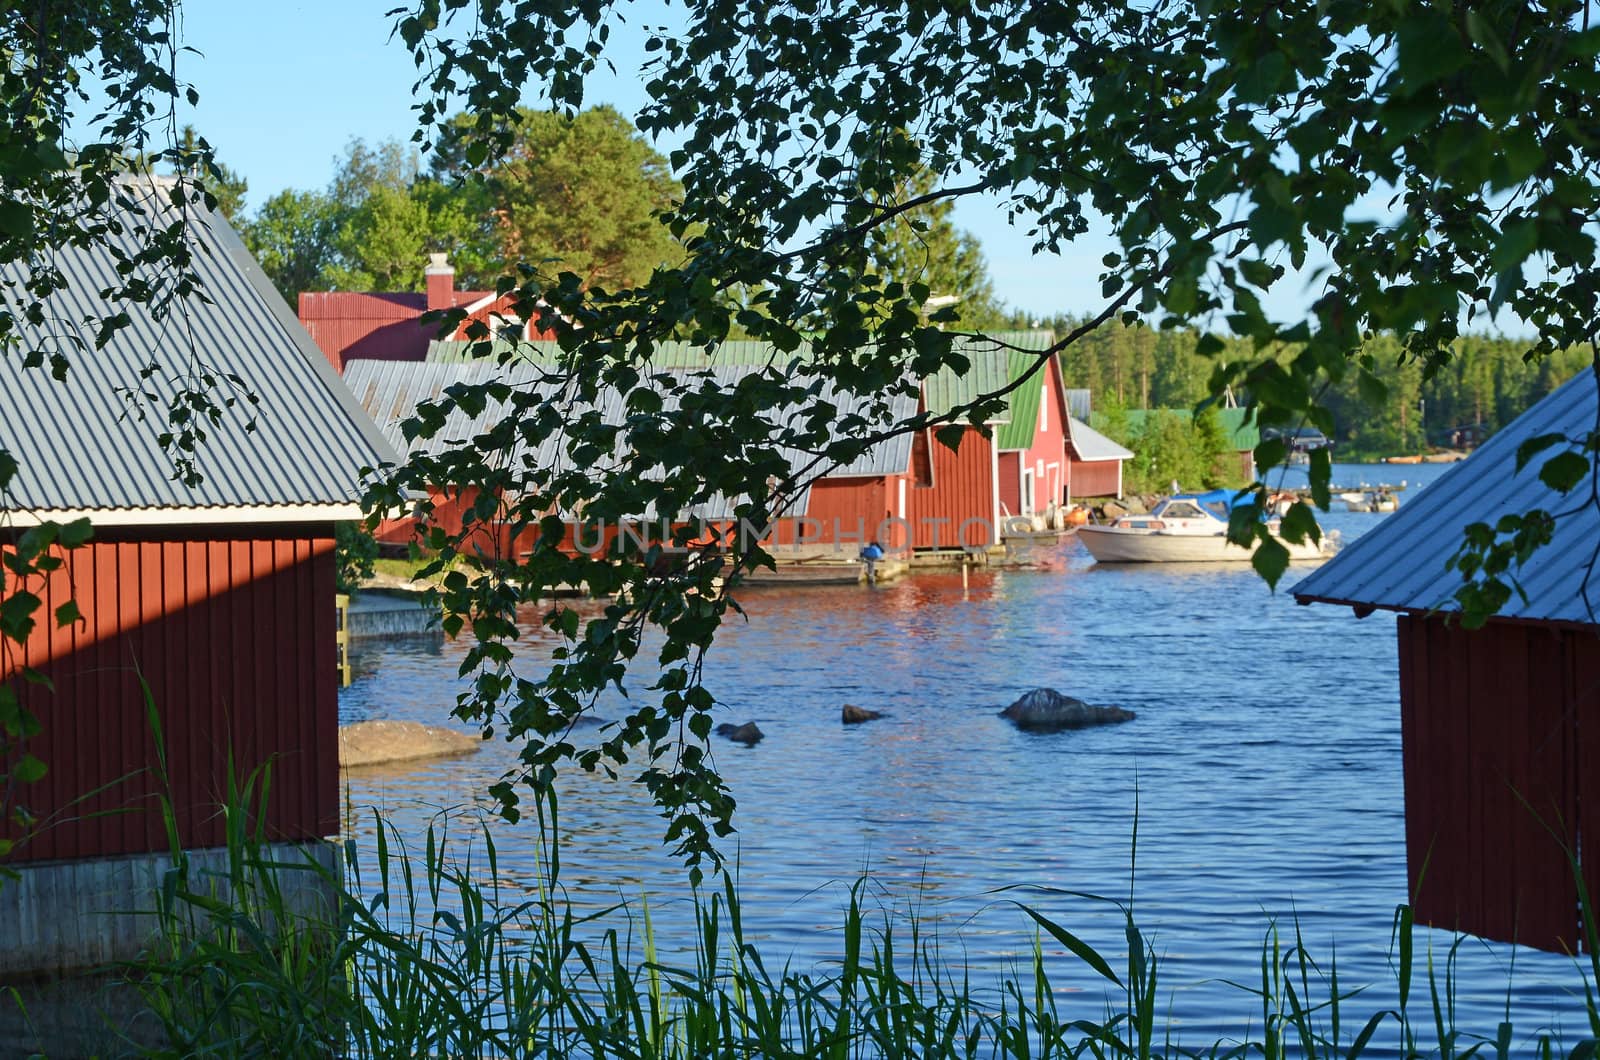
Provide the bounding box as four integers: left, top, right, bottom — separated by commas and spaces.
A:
162, 0, 1130, 319
159, 0, 1413, 329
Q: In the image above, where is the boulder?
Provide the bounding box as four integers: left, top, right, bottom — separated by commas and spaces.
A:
999, 689, 1135, 732
1099, 500, 1128, 520
339, 720, 480, 769
841, 704, 883, 724
715, 721, 764, 745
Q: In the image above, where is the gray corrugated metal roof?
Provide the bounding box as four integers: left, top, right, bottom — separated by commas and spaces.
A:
1067, 417, 1133, 462
427, 338, 804, 371
344, 359, 916, 518
1293, 370, 1600, 626
423, 340, 916, 476
0, 182, 399, 519
1065, 389, 1092, 420
431, 337, 1013, 430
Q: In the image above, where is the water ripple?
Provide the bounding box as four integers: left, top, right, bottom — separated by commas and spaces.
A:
339, 496, 1591, 1051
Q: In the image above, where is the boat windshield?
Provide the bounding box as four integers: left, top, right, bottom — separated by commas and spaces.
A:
1201, 499, 1230, 520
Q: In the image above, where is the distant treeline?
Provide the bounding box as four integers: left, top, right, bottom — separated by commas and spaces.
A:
1041, 318, 1591, 459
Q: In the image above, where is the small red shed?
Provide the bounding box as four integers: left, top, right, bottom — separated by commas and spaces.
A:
1295, 370, 1600, 953
0, 184, 397, 985
1064, 415, 1133, 501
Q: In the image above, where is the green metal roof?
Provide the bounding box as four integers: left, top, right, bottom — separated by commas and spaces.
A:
937, 331, 1055, 445
992, 332, 1059, 450
922, 348, 1012, 424
1111, 407, 1261, 451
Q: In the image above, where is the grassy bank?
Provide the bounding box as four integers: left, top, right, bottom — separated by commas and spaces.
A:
117, 793, 1600, 1059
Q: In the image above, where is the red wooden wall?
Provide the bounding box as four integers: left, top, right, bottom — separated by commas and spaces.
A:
1025, 357, 1072, 512
772, 475, 910, 552
2, 526, 339, 862
998, 452, 1023, 517
905, 426, 997, 549
299, 292, 441, 372
1396, 613, 1597, 952
1066, 457, 1122, 500
377, 486, 527, 561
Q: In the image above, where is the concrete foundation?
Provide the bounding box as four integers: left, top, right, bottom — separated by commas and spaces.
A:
0, 841, 340, 1058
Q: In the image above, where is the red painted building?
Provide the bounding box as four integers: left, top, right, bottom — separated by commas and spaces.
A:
989, 335, 1071, 518
0, 186, 396, 869
1295, 371, 1600, 953
905, 424, 999, 549
299, 254, 556, 372
1065, 415, 1132, 500
344, 358, 926, 559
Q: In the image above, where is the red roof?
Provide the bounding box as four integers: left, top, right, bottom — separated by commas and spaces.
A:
298, 289, 494, 370
298, 283, 558, 371
299, 290, 490, 319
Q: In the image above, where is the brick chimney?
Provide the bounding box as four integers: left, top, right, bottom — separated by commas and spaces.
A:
424, 253, 455, 311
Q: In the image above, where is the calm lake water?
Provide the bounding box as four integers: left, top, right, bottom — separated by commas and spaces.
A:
339, 463, 1593, 1053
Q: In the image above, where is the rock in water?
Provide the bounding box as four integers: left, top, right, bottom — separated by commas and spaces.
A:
339, 720, 481, 769
841, 704, 883, 724
999, 689, 1135, 732
715, 721, 764, 745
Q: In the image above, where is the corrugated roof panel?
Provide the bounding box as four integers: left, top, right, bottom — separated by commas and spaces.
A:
346, 359, 917, 519
425, 340, 917, 476
1065, 389, 1092, 420
1293, 371, 1600, 626
1067, 417, 1134, 462
0, 183, 399, 518
428, 338, 802, 370
923, 348, 1012, 422
995, 349, 1051, 451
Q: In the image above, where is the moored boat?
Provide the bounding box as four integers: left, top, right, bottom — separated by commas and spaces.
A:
1339, 489, 1399, 513
1078, 490, 1336, 564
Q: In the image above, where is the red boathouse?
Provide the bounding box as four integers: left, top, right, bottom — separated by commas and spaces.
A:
990, 332, 1071, 518
344, 357, 922, 558
1295, 370, 1600, 954
0, 183, 397, 1034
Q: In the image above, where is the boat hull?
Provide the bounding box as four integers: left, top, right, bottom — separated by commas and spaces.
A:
1076, 526, 1330, 563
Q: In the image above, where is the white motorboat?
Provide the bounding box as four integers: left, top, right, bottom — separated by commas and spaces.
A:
1339, 489, 1399, 513
1078, 491, 1337, 564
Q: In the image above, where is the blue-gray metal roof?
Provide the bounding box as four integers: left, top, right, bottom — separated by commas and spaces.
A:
1065, 389, 1092, 420
420, 340, 916, 477
0, 181, 399, 522
343, 360, 918, 518
1293, 370, 1600, 626
1067, 417, 1133, 462
431, 336, 1010, 429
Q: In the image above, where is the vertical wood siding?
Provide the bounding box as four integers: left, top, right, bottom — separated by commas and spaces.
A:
1067, 458, 1123, 500
770, 475, 910, 552
905, 427, 996, 549
997, 452, 1022, 517
1398, 614, 1589, 952
3, 526, 338, 862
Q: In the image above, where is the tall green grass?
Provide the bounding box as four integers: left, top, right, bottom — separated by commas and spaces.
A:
123, 772, 1600, 1059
